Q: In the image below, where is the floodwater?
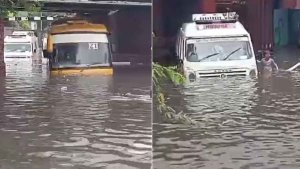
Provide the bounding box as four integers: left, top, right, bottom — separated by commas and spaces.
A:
0, 62, 152, 169
153, 71, 300, 169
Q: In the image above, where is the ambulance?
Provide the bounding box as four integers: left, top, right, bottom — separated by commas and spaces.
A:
4, 34, 39, 63
175, 12, 258, 82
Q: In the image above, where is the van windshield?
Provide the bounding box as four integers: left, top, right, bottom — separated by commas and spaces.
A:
51, 42, 111, 68
4, 43, 32, 53
186, 40, 253, 62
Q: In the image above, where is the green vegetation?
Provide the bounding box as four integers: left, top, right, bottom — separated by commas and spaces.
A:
153, 63, 200, 126
0, 0, 42, 29
0, 0, 41, 18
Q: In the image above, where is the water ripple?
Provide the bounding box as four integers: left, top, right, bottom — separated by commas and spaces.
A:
154, 75, 300, 169
0, 63, 151, 169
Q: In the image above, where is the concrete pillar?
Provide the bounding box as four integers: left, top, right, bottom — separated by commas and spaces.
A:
108, 12, 120, 53
200, 0, 217, 13
0, 18, 5, 76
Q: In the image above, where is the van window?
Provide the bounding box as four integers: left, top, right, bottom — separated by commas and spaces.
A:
5, 43, 32, 53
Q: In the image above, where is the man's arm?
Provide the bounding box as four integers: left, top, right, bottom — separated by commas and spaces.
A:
271, 59, 279, 71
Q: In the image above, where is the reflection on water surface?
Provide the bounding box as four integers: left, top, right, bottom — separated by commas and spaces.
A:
0, 63, 151, 169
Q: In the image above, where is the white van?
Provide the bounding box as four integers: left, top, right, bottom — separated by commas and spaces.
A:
4, 34, 39, 63
176, 12, 258, 82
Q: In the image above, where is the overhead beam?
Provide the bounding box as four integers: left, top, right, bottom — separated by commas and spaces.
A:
35, 0, 152, 6
41, 5, 112, 13
3, 16, 57, 21
13, 0, 151, 13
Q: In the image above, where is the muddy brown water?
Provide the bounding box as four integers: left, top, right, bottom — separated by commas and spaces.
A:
0, 62, 151, 169
153, 72, 300, 169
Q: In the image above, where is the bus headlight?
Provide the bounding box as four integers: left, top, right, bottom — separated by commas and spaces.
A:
188, 72, 196, 82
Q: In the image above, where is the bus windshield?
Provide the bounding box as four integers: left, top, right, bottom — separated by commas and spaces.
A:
51, 42, 111, 68
4, 43, 32, 53
186, 39, 253, 62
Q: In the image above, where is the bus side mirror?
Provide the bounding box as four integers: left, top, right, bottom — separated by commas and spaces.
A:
110, 44, 116, 53
33, 49, 37, 53
43, 50, 48, 58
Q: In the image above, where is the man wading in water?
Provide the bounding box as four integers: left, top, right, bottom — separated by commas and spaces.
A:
257, 50, 279, 78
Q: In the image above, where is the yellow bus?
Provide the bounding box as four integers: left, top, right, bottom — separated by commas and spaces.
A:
44, 18, 113, 76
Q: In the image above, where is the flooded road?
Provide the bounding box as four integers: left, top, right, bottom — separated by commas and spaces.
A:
153, 72, 300, 169
0, 63, 151, 169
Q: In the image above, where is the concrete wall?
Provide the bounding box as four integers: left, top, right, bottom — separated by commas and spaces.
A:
289, 9, 300, 44
155, 0, 216, 36
244, 0, 274, 51
115, 8, 151, 55
274, 9, 289, 47
108, 7, 151, 63
153, 0, 218, 64
153, 0, 200, 37
273, 9, 300, 46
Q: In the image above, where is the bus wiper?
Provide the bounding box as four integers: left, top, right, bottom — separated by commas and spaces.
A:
86, 63, 104, 67
198, 53, 219, 62
223, 48, 241, 61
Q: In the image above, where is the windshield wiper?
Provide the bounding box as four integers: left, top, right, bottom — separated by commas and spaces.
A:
223, 48, 241, 61
198, 53, 219, 62
86, 63, 104, 67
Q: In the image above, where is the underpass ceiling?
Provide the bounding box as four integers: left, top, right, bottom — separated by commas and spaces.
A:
33, 0, 151, 13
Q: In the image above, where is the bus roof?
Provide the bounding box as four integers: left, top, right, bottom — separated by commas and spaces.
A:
49, 20, 108, 35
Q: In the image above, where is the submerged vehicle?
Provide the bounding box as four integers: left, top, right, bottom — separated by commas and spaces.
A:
12, 30, 37, 37
44, 18, 113, 76
175, 12, 258, 82
4, 34, 39, 63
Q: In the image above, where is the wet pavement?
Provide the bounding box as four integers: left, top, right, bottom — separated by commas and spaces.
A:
153, 70, 300, 169
0, 62, 151, 169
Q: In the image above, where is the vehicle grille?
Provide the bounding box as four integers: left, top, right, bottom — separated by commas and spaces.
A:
198, 70, 247, 77
5, 56, 28, 58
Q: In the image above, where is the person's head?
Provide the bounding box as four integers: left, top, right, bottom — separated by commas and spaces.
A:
264, 50, 271, 59
188, 44, 194, 52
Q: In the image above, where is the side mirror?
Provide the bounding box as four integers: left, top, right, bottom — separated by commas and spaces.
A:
33, 49, 37, 53
177, 58, 183, 64
110, 44, 116, 53
43, 50, 48, 58
256, 50, 263, 60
